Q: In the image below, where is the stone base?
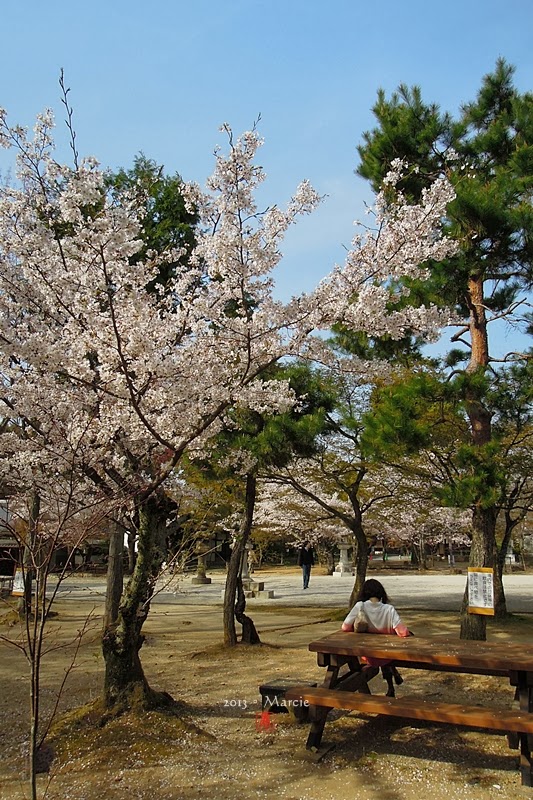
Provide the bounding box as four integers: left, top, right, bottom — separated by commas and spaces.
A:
221, 587, 275, 600
246, 589, 275, 599
191, 575, 212, 584
333, 570, 353, 578
242, 579, 265, 591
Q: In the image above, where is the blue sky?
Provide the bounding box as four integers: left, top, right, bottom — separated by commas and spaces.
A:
1, 0, 532, 353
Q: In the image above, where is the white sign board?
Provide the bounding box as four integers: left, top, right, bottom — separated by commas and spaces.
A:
11, 568, 25, 597
467, 567, 495, 616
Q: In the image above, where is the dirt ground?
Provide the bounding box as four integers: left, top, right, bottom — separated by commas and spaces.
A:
1, 594, 532, 800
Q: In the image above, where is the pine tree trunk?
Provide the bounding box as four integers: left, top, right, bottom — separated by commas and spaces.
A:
495, 511, 519, 599
459, 505, 500, 639
223, 473, 258, 646
223, 542, 242, 647
102, 495, 172, 712
235, 576, 261, 644
460, 275, 506, 638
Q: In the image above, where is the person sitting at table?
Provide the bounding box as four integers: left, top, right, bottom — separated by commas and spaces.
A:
341, 578, 411, 697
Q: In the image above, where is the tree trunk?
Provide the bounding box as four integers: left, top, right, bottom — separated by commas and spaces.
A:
235, 576, 261, 644
103, 521, 124, 631
496, 510, 519, 581
460, 504, 501, 639
460, 275, 506, 638
348, 524, 369, 608
223, 541, 242, 647
102, 495, 172, 712
18, 492, 40, 619
127, 529, 137, 574
346, 478, 369, 608
223, 473, 259, 646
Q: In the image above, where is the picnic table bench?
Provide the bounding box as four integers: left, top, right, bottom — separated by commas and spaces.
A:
285, 631, 533, 787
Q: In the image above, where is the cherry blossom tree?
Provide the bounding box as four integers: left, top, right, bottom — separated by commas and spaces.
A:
0, 101, 456, 713
260, 445, 416, 604
257, 365, 414, 601
365, 500, 472, 566
254, 480, 346, 561
0, 423, 111, 800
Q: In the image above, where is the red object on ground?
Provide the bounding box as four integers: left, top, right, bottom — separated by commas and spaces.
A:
255, 710, 276, 731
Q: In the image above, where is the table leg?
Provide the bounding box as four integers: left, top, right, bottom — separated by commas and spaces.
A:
520, 734, 532, 787
304, 664, 339, 751
306, 706, 331, 751
305, 660, 380, 751
519, 680, 533, 786
508, 671, 533, 785
323, 665, 340, 690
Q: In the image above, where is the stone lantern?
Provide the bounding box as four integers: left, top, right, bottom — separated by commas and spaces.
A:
191, 539, 212, 585
333, 541, 353, 577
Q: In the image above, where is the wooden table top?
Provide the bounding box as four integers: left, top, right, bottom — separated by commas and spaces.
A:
309, 631, 533, 672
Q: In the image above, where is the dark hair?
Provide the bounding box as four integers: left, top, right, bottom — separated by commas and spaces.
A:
359, 579, 389, 604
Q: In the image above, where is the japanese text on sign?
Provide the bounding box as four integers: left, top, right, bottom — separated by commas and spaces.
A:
467, 567, 494, 616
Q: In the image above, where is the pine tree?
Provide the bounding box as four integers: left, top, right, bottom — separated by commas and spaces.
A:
357, 59, 533, 639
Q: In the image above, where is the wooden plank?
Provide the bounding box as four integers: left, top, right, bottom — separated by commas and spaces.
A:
308, 632, 533, 673
388, 660, 508, 678
335, 665, 379, 693
284, 686, 533, 734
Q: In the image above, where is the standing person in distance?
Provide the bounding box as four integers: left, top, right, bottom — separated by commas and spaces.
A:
297, 541, 315, 590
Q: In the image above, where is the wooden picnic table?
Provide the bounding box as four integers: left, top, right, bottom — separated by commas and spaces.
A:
285, 631, 533, 787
